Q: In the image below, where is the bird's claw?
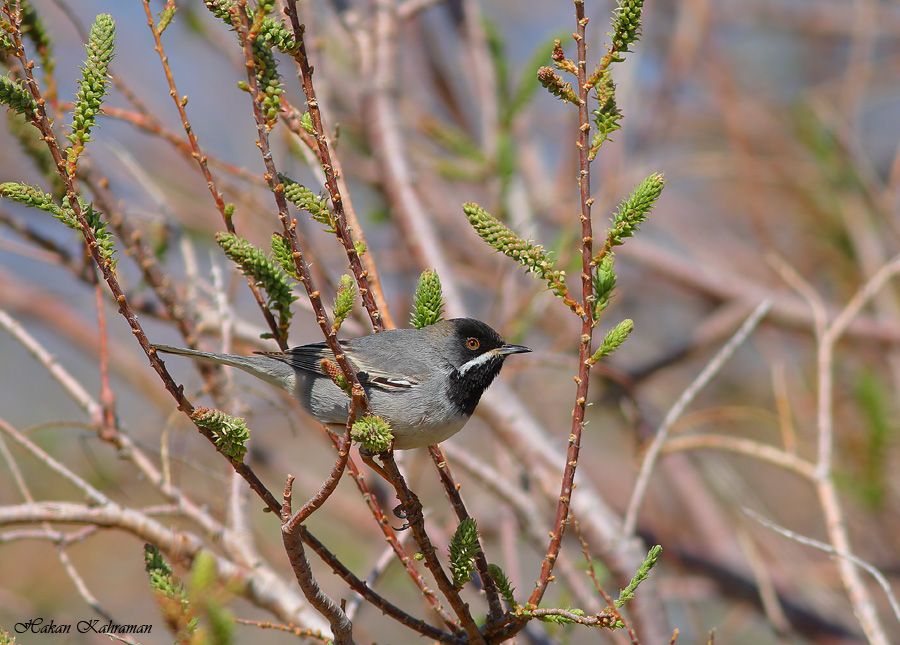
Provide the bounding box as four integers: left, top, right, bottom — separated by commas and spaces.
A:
392, 503, 411, 531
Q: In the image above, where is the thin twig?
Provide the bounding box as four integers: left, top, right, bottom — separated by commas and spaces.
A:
99, 105, 265, 185
0, 499, 330, 630
344, 529, 413, 621
572, 517, 639, 645
231, 0, 367, 403
440, 444, 601, 620
661, 434, 817, 480
0, 308, 101, 420
4, 0, 283, 523
0, 418, 110, 505
0, 433, 115, 623
743, 508, 900, 625
234, 618, 329, 642
94, 279, 117, 438
137, 0, 284, 348
365, 0, 467, 312
287, 427, 352, 527
621, 300, 772, 537
341, 444, 459, 631
283, 0, 389, 332
298, 521, 461, 643
516, 607, 618, 628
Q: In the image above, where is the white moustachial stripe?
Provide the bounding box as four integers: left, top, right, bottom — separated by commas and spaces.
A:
457, 349, 501, 376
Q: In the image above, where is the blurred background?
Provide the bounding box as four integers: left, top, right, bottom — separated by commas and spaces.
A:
1, 0, 899, 643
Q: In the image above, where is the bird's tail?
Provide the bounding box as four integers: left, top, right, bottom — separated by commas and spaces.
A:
152, 344, 294, 391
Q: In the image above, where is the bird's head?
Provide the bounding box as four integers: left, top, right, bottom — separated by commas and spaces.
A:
428, 318, 530, 415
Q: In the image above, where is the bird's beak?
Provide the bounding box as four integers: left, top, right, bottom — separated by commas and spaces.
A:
498, 343, 532, 356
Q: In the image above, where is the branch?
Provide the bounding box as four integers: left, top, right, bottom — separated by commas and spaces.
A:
138, 0, 284, 348
378, 452, 486, 644
280, 476, 354, 644
0, 308, 101, 420
526, 0, 596, 610
661, 434, 817, 480
428, 445, 503, 622
0, 500, 329, 631
743, 508, 900, 626
283, 0, 388, 332
621, 300, 772, 537
231, 0, 367, 407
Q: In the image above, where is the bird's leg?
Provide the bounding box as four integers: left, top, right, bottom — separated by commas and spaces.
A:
394, 490, 423, 530
360, 449, 420, 530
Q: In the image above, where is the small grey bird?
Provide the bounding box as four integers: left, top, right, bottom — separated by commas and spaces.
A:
153, 318, 529, 449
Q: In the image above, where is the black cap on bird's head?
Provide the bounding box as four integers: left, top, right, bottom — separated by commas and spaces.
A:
432, 318, 531, 416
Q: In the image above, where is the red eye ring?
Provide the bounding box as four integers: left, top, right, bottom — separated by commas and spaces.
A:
466, 337, 480, 351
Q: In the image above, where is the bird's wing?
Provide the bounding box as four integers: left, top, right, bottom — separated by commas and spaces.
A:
257, 341, 420, 391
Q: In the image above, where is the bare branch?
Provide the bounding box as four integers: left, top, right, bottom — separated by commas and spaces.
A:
622, 300, 771, 537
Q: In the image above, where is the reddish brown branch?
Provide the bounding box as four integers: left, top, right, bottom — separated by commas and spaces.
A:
99, 105, 265, 185
572, 517, 640, 645
231, 1, 364, 396
137, 0, 284, 348
299, 521, 462, 643
287, 427, 352, 528
342, 445, 460, 631
281, 476, 355, 644
378, 452, 486, 644
93, 279, 117, 439
282, 0, 388, 333
3, 0, 282, 517
427, 445, 503, 623
527, 0, 595, 609
279, 95, 395, 329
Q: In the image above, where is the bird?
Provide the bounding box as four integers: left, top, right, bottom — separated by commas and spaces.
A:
153, 318, 530, 450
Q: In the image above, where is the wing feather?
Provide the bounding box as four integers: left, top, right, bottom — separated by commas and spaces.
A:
257, 342, 420, 390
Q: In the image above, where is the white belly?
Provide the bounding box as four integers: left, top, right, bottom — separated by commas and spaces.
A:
391, 415, 469, 450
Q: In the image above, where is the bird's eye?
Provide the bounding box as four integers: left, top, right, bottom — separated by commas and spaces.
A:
465, 337, 480, 351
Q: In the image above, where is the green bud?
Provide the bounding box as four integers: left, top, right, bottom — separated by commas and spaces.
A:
0, 76, 37, 117
191, 407, 251, 461
280, 174, 335, 233
351, 415, 393, 453
537, 66, 580, 105
611, 0, 645, 56
67, 14, 115, 168
332, 274, 356, 330
144, 544, 186, 601
1, 183, 115, 266
487, 564, 517, 606
300, 111, 314, 134
615, 544, 662, 607
156, 4, 177, 35
270, 233, 299, 279
449, 518, 480, 588
217, 232, 296, 343
609, 172, 664, 246
592, 254, 616, 318
410, 269, 444, 329
589, 71, 621, 160
463, 202, 568, 297
590, 319, 633, 363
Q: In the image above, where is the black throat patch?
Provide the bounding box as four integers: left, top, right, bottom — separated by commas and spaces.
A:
446, 354, 505, 417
